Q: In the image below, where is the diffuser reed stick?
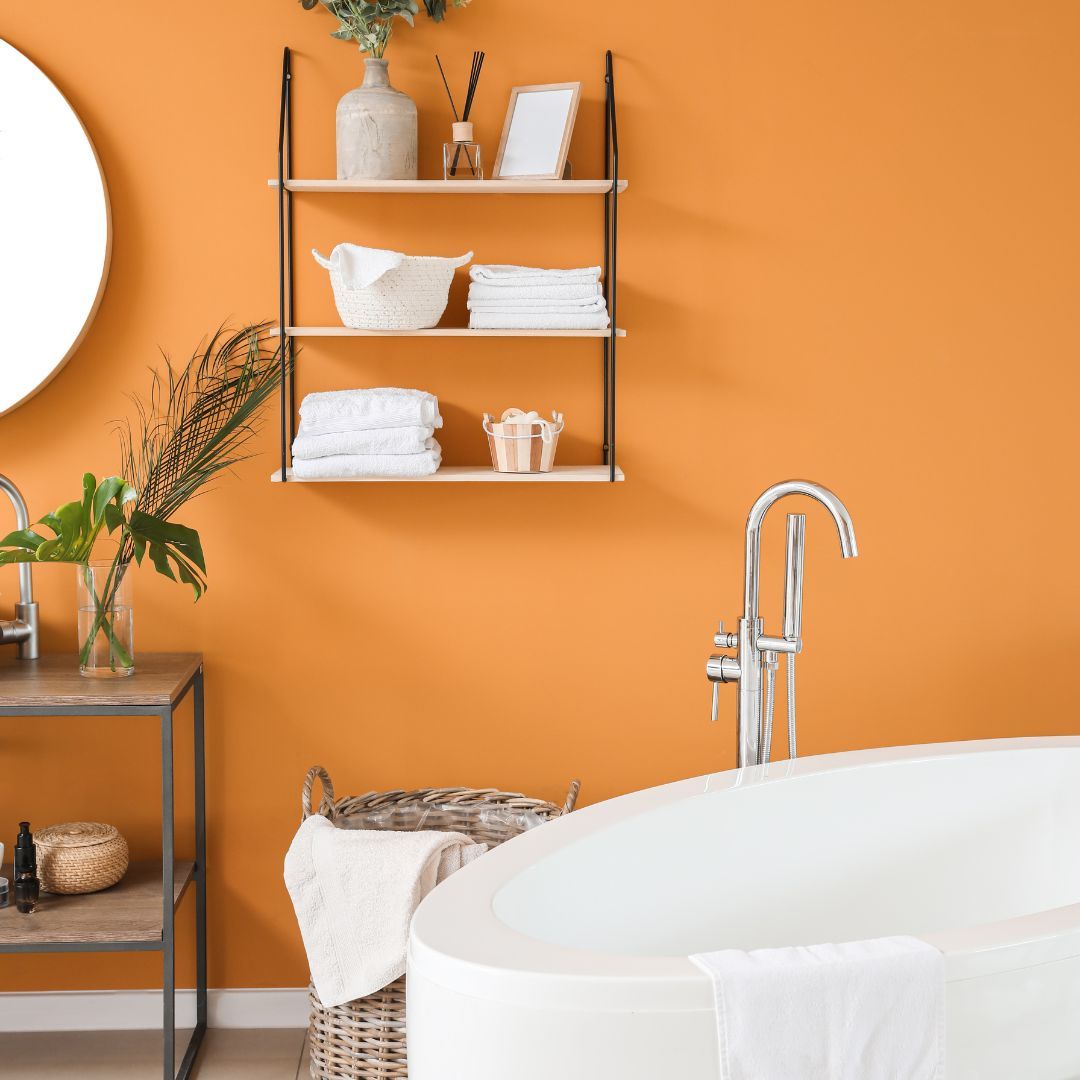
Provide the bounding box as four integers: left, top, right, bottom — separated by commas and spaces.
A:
436, 51, 485, 176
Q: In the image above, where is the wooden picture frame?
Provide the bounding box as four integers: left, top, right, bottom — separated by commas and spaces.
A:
492, 82, 582, 181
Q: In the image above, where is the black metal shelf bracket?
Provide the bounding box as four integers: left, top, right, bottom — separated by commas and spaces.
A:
278, 47, 295, 482
274, 47, 622, 483
602, 49, 620, 482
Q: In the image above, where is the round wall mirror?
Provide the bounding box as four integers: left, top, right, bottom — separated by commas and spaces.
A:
0, 38, 111, 417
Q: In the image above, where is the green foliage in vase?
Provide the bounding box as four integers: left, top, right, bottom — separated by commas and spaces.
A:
0, 324, 285, 669
0, 472, 205, 589
299, 0, 471, 58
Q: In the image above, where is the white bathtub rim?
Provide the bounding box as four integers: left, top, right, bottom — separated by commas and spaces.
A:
409, 737, 1080, 1013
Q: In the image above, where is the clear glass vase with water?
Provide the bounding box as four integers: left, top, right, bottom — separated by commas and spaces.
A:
77, 558, 134, 678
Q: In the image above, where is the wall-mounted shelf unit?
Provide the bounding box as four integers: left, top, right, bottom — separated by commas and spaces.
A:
274, 47, 624, 483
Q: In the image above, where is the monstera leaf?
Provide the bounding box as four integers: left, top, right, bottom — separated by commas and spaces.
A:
0, 473, 206, 600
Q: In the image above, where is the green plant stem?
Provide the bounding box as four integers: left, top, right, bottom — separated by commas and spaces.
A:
79, 557, 133, 670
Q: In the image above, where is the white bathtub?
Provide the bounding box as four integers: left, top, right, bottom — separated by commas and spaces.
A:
407, 738, 1080, 1079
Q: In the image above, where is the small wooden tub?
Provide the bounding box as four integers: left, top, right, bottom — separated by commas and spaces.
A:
484, 411, 564, 473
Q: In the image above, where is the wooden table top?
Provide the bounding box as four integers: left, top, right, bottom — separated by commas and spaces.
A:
0, 653, 202, 708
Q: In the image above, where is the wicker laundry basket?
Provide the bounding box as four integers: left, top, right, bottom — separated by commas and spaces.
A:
299, 766, 580, 1080
312, 247, 472, 331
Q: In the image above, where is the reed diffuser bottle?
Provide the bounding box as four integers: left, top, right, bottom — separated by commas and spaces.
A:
14, 821, 39, 914
437, 52, 485, 181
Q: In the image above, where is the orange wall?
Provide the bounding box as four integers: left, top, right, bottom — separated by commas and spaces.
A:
2, 1, 1080, 992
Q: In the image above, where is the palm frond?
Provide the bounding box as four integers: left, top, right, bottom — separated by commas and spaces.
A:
117, 323, 288, 525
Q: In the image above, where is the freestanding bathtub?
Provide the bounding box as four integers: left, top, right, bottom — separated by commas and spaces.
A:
407, 738, 1080, 1079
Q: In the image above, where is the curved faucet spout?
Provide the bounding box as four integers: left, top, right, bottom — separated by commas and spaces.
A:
0, 473, 34, 606
743, 480, 857, 620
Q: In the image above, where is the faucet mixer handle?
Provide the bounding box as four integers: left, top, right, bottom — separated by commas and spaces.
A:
713, 620, 738, 649
783, 514, 806, 643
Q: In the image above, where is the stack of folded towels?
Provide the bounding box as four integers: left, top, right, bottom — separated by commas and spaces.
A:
291, 388, 442, 479
467, 264, 610, 331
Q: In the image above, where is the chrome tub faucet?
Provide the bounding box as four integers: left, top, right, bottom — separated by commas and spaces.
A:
707, 480, 857, 767
0, 475, 40, 660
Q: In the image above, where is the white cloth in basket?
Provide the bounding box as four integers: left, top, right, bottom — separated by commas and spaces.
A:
292, 424, 435, 460
317, 244, 406, 290
299, 388, 443, 434
284, 814, 487, 1007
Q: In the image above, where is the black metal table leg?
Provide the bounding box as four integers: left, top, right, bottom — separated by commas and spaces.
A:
194, 667, 207, 1031
161, 705, 175, 1080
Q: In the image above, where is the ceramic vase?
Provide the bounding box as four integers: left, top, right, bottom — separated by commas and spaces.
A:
337, 56, 418, 181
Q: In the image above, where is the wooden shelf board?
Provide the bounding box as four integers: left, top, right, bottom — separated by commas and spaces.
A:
0, 861, 194, 950
271, 326, 625, 339
271, 465, 625, 484
0, 653, 202, 709
268, 178, 628, 195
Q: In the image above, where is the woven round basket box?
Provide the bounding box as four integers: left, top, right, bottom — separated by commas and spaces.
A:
36, 822, 129, 895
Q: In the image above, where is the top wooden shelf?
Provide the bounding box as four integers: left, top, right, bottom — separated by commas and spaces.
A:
0, 653, 202, 709
267, 179, 628, 195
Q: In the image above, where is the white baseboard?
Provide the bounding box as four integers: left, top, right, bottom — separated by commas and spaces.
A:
0, 988, 309, 1032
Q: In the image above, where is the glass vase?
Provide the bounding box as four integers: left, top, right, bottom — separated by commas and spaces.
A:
77, 558, 134, 678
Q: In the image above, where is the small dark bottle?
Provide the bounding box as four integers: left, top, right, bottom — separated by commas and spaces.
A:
14, 822, 39, 915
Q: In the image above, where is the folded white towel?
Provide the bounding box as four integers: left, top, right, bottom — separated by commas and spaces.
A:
292, 425, 435, 461
292, 443, 442, 479
467, 296, 608, 314
284, 814, 487, 1007
690, 937, 945, 1080
467, 282, 603, 302
469, 311, 611, 330
299, 388, 442, 434
468, 304, 608, 316
469, 264, 602, 286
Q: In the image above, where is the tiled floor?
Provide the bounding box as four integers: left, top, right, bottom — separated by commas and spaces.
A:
0, 1028, 309, 1078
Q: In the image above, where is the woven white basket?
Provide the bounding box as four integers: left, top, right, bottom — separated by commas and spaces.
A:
313, 246, 472, 331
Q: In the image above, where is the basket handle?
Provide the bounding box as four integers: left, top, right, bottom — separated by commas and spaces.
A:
482, 412, 565, 442
311, 249, 332, 271
301, 766, 336, 821
562, 779, 581, 815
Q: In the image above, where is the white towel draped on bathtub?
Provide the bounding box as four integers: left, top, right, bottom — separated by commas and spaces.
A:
690, 937, 945, 1080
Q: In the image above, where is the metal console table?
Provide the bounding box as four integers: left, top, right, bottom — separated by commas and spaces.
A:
0, 653, 207, 1080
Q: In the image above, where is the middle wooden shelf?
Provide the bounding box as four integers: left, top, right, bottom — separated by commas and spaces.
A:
271, 326, 626, 339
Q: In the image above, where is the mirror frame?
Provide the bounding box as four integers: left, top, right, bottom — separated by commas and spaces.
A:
0, 38, 112, 418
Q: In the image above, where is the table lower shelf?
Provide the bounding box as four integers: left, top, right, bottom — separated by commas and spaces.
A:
0, 860, 195, 953
272, 465, 625, 483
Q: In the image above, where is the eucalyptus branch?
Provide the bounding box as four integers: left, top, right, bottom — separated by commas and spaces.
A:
298, 0, 471, 56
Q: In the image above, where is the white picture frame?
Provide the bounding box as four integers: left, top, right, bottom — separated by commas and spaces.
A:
492, 82, 582, 181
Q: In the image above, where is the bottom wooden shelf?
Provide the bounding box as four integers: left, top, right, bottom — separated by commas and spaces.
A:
271, 465, 625, 483
0, 860, 195, 952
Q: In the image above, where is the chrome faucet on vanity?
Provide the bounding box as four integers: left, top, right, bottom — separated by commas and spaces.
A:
0, 475, 40, 659
706, 480, 857, 768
